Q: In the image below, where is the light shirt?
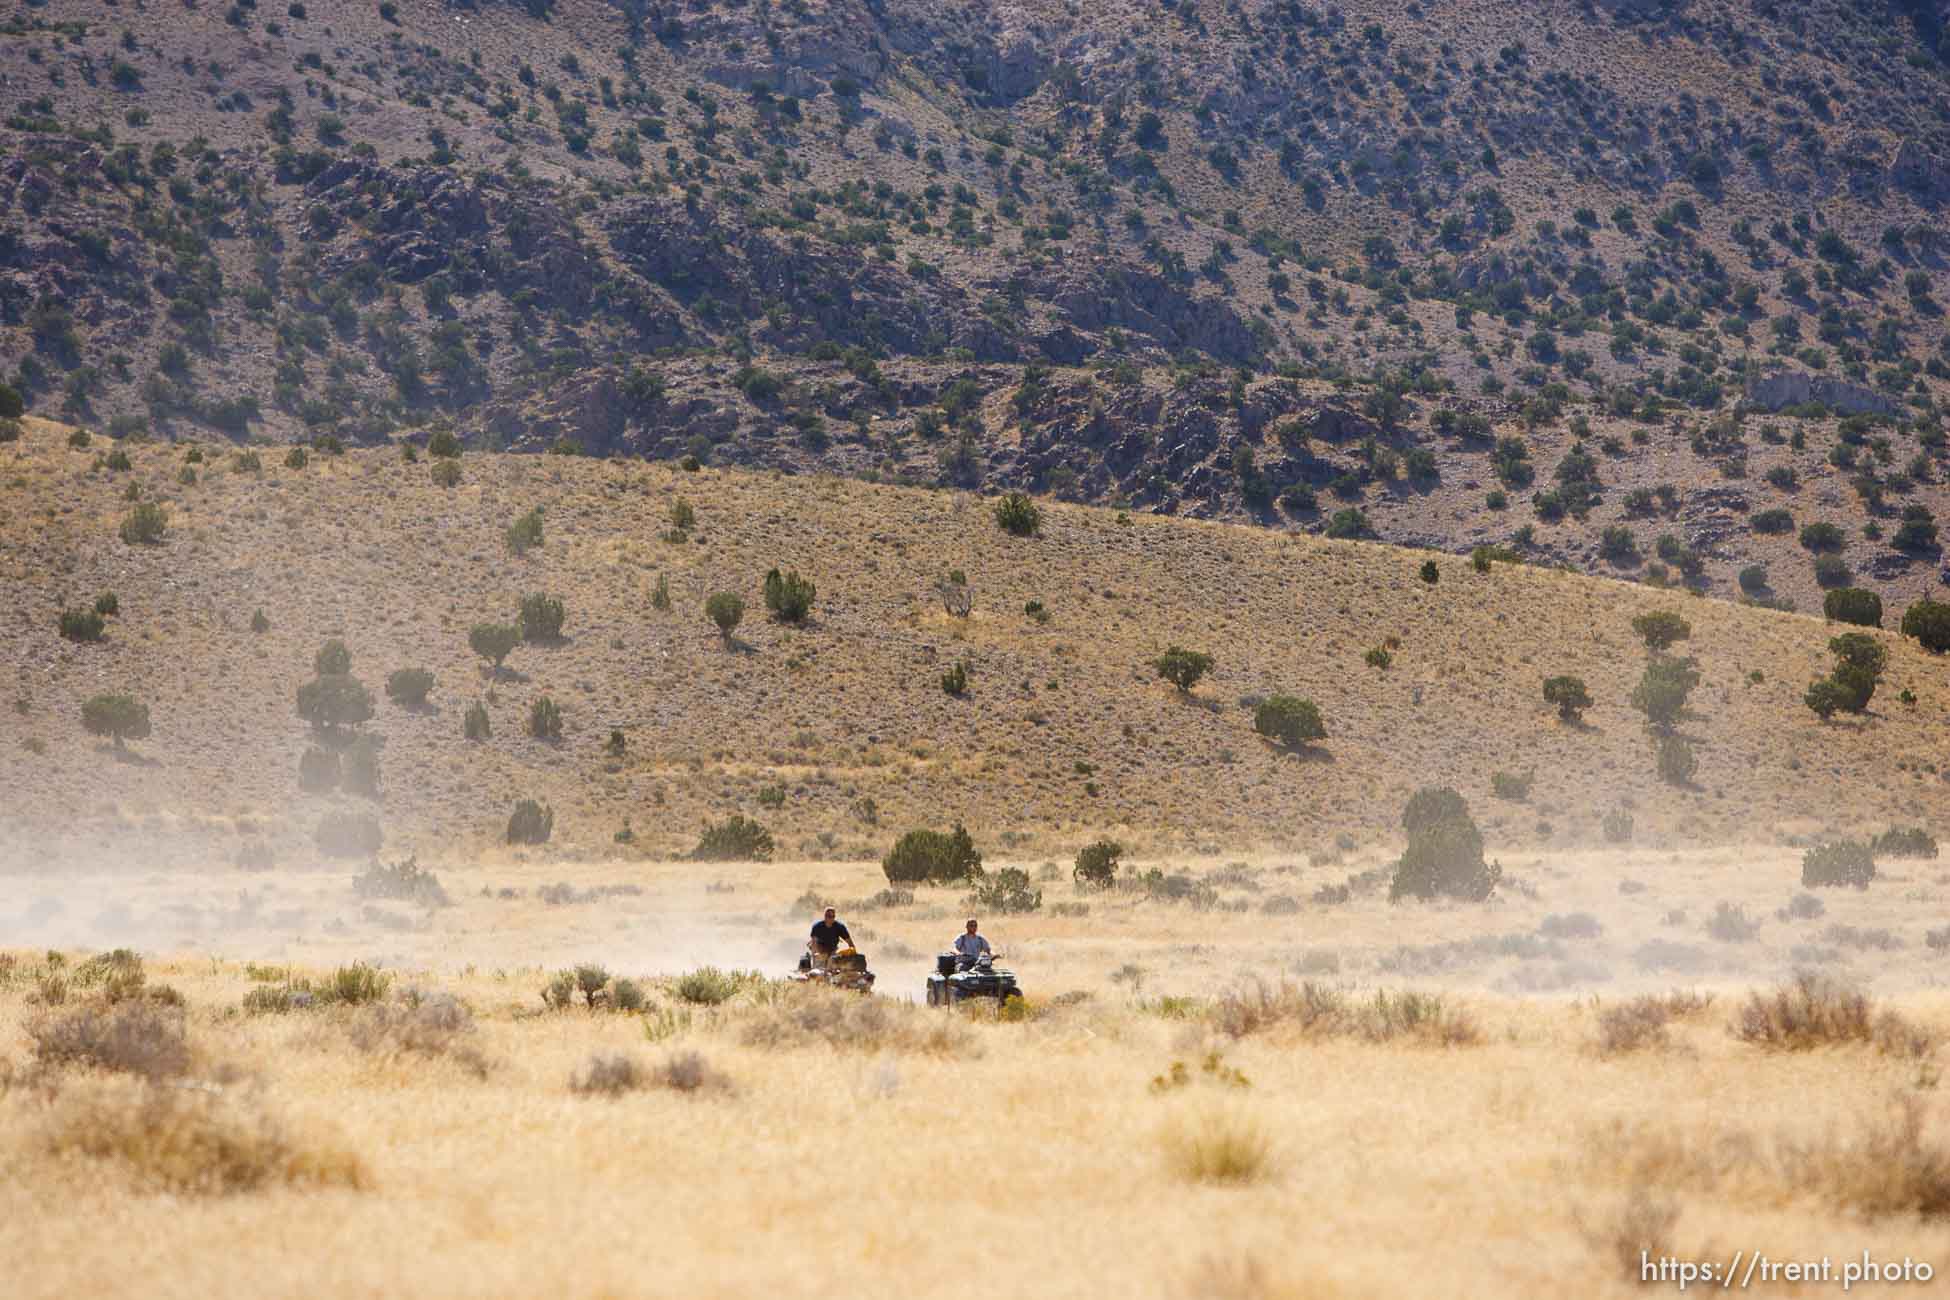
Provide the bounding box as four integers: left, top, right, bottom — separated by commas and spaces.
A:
953, 932, 991, 960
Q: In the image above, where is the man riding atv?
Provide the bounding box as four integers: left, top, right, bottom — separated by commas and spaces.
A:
952, 918, 991, 965
927, 917, 1022, 1006
807, 907, 852, 971
793, 907, 874, 992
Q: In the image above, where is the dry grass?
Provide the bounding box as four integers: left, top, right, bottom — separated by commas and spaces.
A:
1212, 978, 1479, 1046
42, 1078, 367, 1196
737, 984, 972, 1056
4, 861, 1950, 1298
1579, 1189, 1680, 1280
1158, 1106, 1277, 1186
1588, 1097, 1950, 1222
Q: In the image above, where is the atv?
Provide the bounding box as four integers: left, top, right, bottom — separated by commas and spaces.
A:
926, 951, 1023, 1006
790, 944, 875, 993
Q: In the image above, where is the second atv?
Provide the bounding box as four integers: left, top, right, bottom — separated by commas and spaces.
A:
926, 951, 1023, 1007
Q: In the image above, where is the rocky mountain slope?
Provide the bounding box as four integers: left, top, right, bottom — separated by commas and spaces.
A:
6, 0, 1950, 612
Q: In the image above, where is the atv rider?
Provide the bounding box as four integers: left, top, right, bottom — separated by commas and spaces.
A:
951, 917, 992, 969
807, 907, 853, 971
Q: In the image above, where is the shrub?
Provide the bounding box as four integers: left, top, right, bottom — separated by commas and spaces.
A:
1390, 787, 1499, 902
119, 502, 167, 545
1824, 632, 1885, 712
1325, 507, 1373, 539
1738, 564, 1769, 594
463, 700, 491, 741
1419, 559, 1439, 583
1490, 770, 1533, 801
284, 447, 309, 470
1154, 646, 1214, 692
517, 594, 566, 641
0, 382, 20, 418
384, 668, 435, 708
1074, 839, 1123, 888
705, 591, 745, 640
1655, 735, 1697, 786
427, 430, 462, 458
315, 641, 352, 676
762, 569, 816, 622
506, 507, 545, 554
1804, 678, 1848, 720
41, 1083, 368, 1194
570, 1052, 647, 1096
940, 660, 969, 696
1732, 974, 1881, 1049
506, 799, 555, 845
315, 811, 382, 858
94, 592, 119, 617
1706, 901, 1762, 943
1253, 694, 1325, 748
1364, 646, 1392, 670
1541, 675, 1591, 722
59, 608, 106, 643
1900, 599, 1950, 653
1630, 656, 1699, 732
1602, 808, 1634, 844
1823, 588, 1882, 627
690, 815, 774, 862
430, 459, 462, 488
993, 492, 1041, 536
1802, 841, 1875, 889
469, 623, 519, 673
342, 735, 382, 797
295, 674, 374, 733
1800, 521, 1844, 552
674, 967, 744, 1006
882, 824, 983, 885
973, 866, 1042, 914
1751, 508, 1793, 534
298, 746, 341, 792
1871, 826, 1938, 859
31, 1000, 190, 1079
81, 694, 151, 748
1630, 610, 1690, 652
251, 609, 270, 634
353, 856, 450, 907
1812, 553, 1851, 588
322, 963, 392, 1006
525, 695, 563, 741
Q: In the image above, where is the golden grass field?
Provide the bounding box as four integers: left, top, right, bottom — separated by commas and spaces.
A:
7, 415, 1950, 1296
5, 849, 1950, 1299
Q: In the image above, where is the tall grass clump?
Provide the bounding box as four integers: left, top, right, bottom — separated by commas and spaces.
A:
1159, 1107, 1276, 1185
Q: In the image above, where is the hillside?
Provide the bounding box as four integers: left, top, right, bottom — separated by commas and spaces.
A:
7, 0, 1950, 614
3, 414, 1948, 870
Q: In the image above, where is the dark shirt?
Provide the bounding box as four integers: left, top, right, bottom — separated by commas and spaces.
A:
809, 918, 852, 952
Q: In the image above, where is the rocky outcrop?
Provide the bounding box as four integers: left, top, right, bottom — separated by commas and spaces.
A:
1743, 371, 1902, 417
